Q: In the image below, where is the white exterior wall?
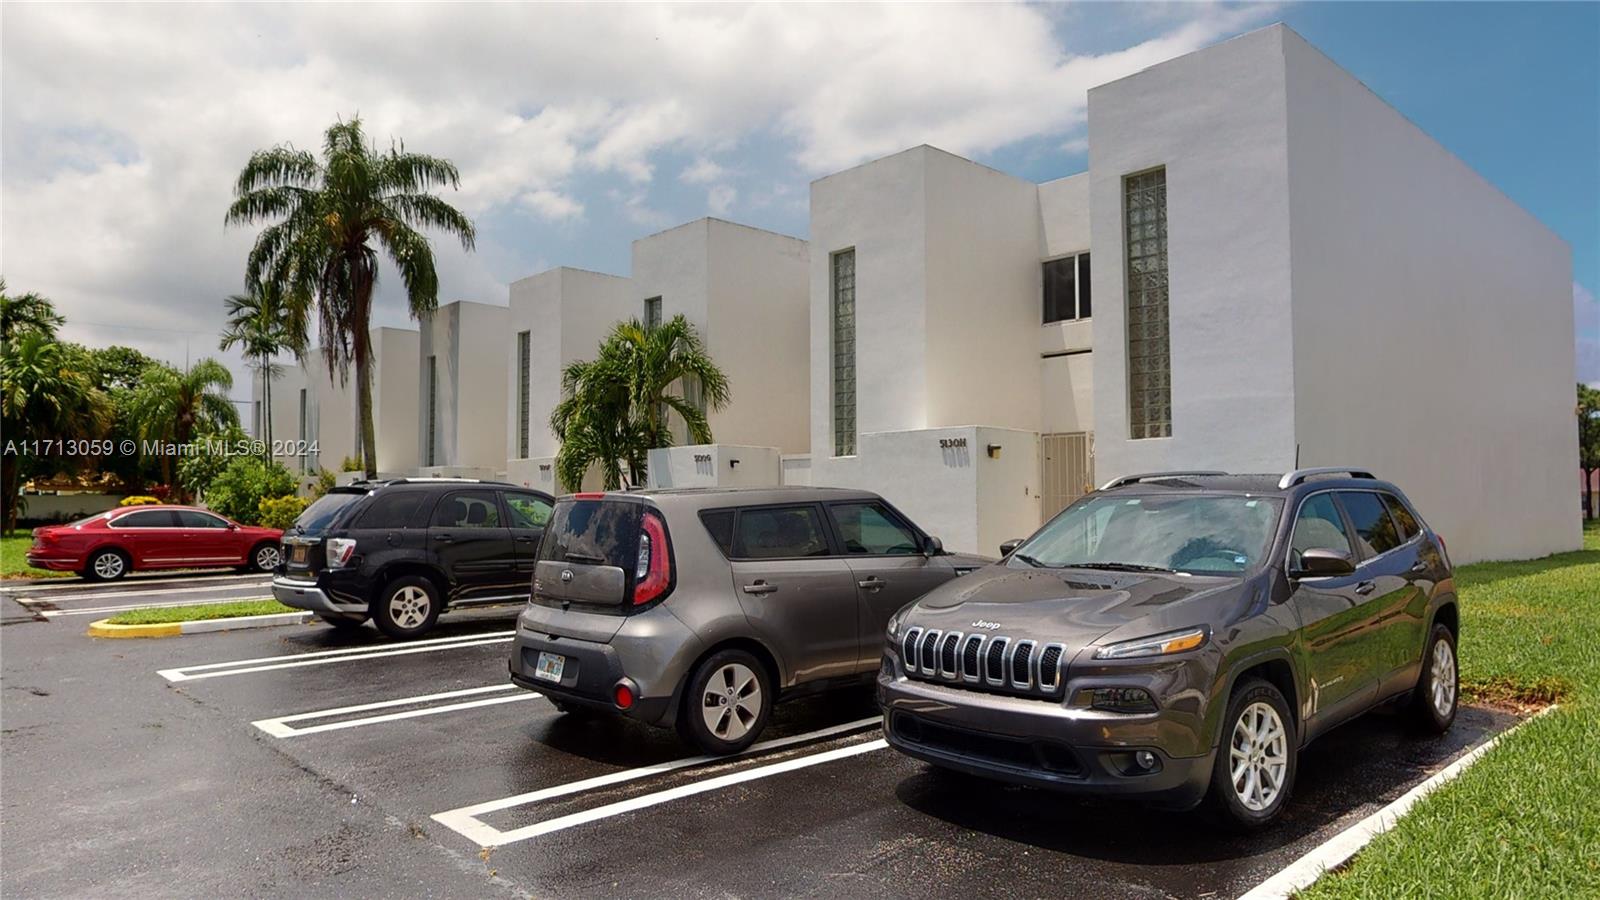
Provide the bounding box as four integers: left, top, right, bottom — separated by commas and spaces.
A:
371, 327, 420, 474
1038, 173, 1096, 437
1278, 29, 1578, 562
506, 268, 635, 464
418, 300, 508, 473
1087, 26, 1300, 481
633, 218, 810, 454
645, 444, 783, 489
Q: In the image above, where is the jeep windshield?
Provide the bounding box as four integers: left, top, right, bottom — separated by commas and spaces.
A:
1011, 494, 1282, 575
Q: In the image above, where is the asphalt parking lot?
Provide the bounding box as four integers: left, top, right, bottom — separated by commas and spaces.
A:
1, 578, 1517, 899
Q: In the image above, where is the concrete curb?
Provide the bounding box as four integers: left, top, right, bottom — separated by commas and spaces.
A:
88, 611, 313, 639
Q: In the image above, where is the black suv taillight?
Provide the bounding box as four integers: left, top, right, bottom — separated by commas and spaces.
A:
633, 509, 672, 605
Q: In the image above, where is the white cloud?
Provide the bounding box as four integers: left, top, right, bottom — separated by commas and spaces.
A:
1577, 282, 1600, 387
1, 2, 1279, 394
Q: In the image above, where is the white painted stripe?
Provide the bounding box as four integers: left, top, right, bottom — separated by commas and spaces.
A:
43, 596, 273, 617
157, 630, 516, 682
1236, 706, 1556, 900
3, 573, 271, 595
439, 737, 887, 846
18, 582, 273, 605
253, 685, 537, 737
430, 716, 882, 846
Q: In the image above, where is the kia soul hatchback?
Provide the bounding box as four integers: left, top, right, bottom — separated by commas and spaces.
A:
508, 487, 990, 754
878, 468, 1459, 829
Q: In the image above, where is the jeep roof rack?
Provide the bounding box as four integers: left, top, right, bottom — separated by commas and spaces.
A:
1099, 471, 1228, 490
1277, 467, 1376, 490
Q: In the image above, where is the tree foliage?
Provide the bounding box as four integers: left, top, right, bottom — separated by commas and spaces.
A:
0, 277, 65, 345
551, 315, 730, 491
1580, 383, 1600, 519
0, 331, 112, 530
219, 280, 305, 455
128, 359, 239, 501
225, 116, 474, 478
205, 457, 296, 526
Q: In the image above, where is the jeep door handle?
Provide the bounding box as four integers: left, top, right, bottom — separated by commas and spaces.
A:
1355, 581, 1376, 595
857, 576, 886, 591
741, 581, 778, 596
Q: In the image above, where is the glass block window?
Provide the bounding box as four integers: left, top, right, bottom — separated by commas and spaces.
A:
516, 331, 531, 458
1124, 168, 1170, 439
1043, 252, 1092, 323
425, 355, 438, 466
831, 249, 857, 457
644, 296, 662, 330
298, 388, 309, 474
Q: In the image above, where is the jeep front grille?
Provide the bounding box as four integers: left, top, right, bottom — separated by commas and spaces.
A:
897, 628, 1067, 699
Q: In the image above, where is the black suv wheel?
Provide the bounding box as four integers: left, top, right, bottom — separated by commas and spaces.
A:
372, 575, 441, 640
1207, 677, 1297, 831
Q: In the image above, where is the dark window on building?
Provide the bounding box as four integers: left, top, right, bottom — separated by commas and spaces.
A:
734, 506, 830, 559
831, 249, 857, 456
516, 331, 531, 458
358, 491, 427, 530
700, 509, 736, 557
1340, 492, 1403, 557
1043, 253, 1092, 323
425, 355, 437, 467
1125, 168, 1170, 439
644, 296, 662, 330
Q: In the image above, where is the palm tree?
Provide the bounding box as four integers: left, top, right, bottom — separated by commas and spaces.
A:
128, 360, 239, 502
1580, 383, 1600, 520
551, 315, 730, 490
219, 281, 306, 457
0, 277, 65, 345
225, 117, 475, 478
0, 332, 111, 531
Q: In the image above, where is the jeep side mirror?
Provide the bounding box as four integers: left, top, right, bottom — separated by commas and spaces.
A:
1291, 547, 1355, 578
922, 535, 944, 556
999, 538, 1023, 558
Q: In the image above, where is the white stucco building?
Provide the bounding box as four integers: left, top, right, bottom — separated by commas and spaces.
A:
418, 300, 510, 477
797, 24, 1576, 562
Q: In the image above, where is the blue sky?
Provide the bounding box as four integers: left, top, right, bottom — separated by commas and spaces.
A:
2, 2, 1596, 388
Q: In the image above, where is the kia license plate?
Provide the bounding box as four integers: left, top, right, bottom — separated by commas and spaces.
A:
534, 652, 565, 683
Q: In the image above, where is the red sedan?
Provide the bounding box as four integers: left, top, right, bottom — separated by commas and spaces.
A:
27, 506, 284, 581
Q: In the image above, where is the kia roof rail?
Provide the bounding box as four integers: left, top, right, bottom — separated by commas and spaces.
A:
1277, 467, 1376, 490
1098, 471, 1229, 490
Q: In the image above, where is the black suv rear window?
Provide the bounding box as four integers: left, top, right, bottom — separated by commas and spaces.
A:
357, 491, 427, 529
538, 499, 641, 570
293, 491, 366, 534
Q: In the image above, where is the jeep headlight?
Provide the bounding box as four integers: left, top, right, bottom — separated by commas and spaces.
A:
1094, 627, 1208, 660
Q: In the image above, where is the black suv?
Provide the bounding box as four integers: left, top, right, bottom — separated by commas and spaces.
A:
273, 478, 554, 638
878, 468, 1458, 829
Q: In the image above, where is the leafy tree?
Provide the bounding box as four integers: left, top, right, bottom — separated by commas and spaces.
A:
551, 315, 729, 490
87, 345, 160, 393
1580, 383, 1600, 520
226, 116, 475, 479
0, 277, 65, 345
128, 359, 239, 502
205, 456, 296, 525
176, 422, 252, 503
257, 494, 308, 530
219, 280, 305, 456
0, 332, 111, 531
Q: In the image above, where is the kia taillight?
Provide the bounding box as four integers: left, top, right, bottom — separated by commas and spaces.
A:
633, 510, 672, 606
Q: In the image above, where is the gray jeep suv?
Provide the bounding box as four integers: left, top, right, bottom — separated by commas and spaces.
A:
878, 468, 1459, 829
508, 487, 989, 754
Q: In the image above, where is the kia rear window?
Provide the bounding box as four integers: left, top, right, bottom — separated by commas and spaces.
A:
700, 509, 736, 556
538, 499, 641, 570
292, 491, 366, 535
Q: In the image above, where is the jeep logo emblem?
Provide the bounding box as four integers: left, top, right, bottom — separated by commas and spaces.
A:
561, 569, 574, 583
971, 620, 1002, 630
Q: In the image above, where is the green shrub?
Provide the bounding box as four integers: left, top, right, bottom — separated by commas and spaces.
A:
119, 495, 160, 506
311, 467, 337, 499
257, 494, 308, 531
176, 423, 251, 501
339, 455, 364, 473
205, 458, 296, 525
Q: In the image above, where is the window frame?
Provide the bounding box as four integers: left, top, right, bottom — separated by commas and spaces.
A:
644, 296, 663, 330
176, 510, 231, 529
1123, 166, 1170, 440
1282, 488, 1425, 575
501, 489, 554, 530
830, 248, 857, 458
429, 489, 506, 530
111, 509, 180, 529
1041, 251, 1092, 324
516, 331, 531, 459
722, 502, 840, 562
355, 488, 430, 531
822, 499, 926, 557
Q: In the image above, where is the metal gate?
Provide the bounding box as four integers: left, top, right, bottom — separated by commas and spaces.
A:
1040, 432, 1094, 522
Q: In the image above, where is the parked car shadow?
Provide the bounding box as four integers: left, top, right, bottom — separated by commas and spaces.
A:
892, 704, 1517, 868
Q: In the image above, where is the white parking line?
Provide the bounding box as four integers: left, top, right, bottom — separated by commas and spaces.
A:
432, 717, 883, 847
158, 630, 516, 682
42, 596, 272, 618
17, 582, 273, 605
2, 573, 271, 595
1236, 706, 1557, 900
253, 685, 539, 738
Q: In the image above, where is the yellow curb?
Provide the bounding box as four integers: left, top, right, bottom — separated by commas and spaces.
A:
87, 618, 183, 639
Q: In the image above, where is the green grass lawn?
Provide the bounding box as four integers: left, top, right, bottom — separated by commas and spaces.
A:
0, 532, 72, 579
1305, 520, 1600, 898
104, 598, 296, 625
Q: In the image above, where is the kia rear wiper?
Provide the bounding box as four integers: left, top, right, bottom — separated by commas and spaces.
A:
1068, 562, 1175, 574
559, 551, 606, 564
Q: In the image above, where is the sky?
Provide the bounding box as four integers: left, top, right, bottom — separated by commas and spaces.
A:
2, 2, 1596, 397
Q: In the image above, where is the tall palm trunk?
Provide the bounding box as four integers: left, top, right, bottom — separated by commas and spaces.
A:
2, 453, 18, 534
353, 270, 377, 479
